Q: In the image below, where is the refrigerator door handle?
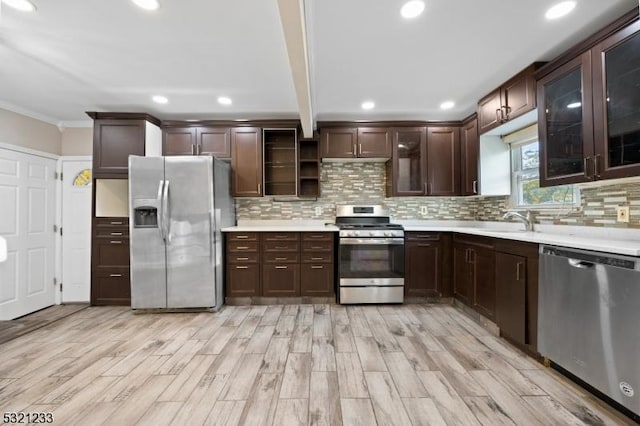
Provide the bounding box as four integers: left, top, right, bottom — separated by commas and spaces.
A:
157, 180, 165, 242
163, 180, 171, 244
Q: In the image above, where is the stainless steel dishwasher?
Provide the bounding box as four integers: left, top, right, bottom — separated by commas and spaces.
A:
539, 245, 640, 418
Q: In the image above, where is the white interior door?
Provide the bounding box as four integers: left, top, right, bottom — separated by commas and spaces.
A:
0, 148, 56, 320
61, 160, 92, 302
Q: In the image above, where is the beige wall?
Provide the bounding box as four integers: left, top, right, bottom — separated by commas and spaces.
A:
0, 108, 61, 155
61, 127, 93, 156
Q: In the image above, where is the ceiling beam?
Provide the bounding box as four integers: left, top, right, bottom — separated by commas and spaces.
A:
276, 0, 314, 138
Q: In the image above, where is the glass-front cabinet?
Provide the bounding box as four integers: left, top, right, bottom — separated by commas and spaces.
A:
386, 127, 427, 196
538, 20, 640, 187
593, 21, 640, 179
538, 52, 594, 186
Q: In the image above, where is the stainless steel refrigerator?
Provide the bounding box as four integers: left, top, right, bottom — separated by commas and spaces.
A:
128, 155, 234, 310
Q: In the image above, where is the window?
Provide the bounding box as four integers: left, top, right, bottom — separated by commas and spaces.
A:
507, 125, 578, 208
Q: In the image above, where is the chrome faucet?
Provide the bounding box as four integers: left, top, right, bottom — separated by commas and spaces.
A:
502, 211, 534, 232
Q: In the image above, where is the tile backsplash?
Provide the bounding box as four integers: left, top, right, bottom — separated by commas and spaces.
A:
235, 162, 640, 228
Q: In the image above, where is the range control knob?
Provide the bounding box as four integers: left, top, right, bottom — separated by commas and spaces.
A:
385, 231, 393, 237
369, 231, 375, 236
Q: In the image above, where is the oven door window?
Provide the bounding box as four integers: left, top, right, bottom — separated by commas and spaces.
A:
339, 242, 404, 279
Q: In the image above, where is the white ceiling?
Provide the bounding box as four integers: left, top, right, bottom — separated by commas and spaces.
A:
0, 0, 637, 127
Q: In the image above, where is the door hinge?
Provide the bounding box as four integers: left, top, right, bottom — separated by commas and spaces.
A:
60, 283, 63, 292
60, 227, 63, 236
54, 172, 63, 181
53, 277, 57, 286
53, 224, 58, 233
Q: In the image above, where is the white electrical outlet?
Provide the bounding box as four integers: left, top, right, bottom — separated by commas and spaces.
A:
420, 206, 428, 216
315, 206, 322, 216
617, 205, 630, 223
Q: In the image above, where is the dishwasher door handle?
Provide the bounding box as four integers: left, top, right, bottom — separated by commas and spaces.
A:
568, 258, 595, 269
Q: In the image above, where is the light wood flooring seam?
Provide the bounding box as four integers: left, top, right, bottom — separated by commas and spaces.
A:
0, 303, 634, 425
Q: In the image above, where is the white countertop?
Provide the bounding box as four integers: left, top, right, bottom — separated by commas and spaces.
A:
223, 219, 640, 256
222, 220, 339, 233
398, 220, 640, 256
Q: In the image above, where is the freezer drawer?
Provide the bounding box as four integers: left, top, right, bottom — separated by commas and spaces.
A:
339, 286, 404, 304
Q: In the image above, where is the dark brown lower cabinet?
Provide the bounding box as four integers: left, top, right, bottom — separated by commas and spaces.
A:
227, 264, 260, 297
301, 264, 333, 296
262, 264, 300, 297
496, 252, 526, 344
225, 231, 335, 299
91, 217, 131, 306
494, 239, 539, 353
405, 232, 451, 298
453, 236, 496, 319
453, 245, 473, 304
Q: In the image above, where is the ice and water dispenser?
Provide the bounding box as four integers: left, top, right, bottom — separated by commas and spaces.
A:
133, 206, 158, 228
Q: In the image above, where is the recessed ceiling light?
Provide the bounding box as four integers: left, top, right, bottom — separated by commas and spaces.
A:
567, 102, 582, 109
131, 0, 160, 11
2, 0, 37, 12
400, 0, 425, 19
361, 101, 375, 110
218, 96, 232, 106
440, 101, 455, 110
545, 1, 576, 20
152, 95, 168, 104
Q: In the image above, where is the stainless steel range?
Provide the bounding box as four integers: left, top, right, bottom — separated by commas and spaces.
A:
336, 205, 404, 304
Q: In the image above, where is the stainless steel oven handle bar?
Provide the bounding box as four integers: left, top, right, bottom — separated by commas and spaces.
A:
339, 238, 404, 245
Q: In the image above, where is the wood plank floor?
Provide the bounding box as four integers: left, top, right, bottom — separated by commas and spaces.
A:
0, 304, 633, 425
0, 304, 88, 345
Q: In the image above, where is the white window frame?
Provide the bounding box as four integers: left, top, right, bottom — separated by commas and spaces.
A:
506, 125, 580, 210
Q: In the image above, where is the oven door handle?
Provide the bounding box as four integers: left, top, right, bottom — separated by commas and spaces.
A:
339, 238, 405, 245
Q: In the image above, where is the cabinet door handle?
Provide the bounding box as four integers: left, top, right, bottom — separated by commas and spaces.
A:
594, 154, 601, 179
235, 266, 249, 269
257, 183, 261, 194
275, 266, 288, 269
110, 240, 122, 244
472, 180, 478, 194
110, 232, 123, 236
311, 265, 324, 269
352, 144, 357, 157
109, 274, 122, 277
310, 246, 323, 250
358, 143, 362, 156
110, 221, 123, 225
311, 257, 324, 260
192, 143, 196, 156
274, 246, 288, 250
236, 246, 249, 250
503, 105, 511, 120
496, 108, 502, 123
275, 257, 287, 261
197, 144, 202, 155
236, 257, 249, 261
423, 182, 427, 195
469, 250, 475, 264
236, 235, 249, 239
516, 262, 524, 281
583, 156, 591, 179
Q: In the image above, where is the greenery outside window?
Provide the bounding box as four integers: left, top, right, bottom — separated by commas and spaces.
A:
508, 125, 578, 209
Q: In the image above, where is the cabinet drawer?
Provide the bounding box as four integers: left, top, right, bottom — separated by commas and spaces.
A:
227, 241, 259, 252
263, 252, 300, 264
227, 253, 259, 264
93, 271, 131, 305
262, 233, 300, 242
262, 241, 299, 252
226, 264, 260, 297
301, 264, 334, 297
94, 240, 130, 267
96, 217, 129, 227
227, 233, 258, 242
406, 232, 440, 242
301, 253, 333, 263
96, 228, 130, 238
301, 241, 333, 252
302, 233, 333, 242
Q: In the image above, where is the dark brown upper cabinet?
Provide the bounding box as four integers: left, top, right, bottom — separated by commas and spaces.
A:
93, 119, 146, 176
427, 127, 460, 196
538, 13, 640, 187
386, 126, 460, 196
478, 64, 539, 134
386, 127, 428, 196
320, 126, 391, 159
231, 127, 263, 197
163, 127, 231, 158
263, 128, 297, 196
538, 53, 594, 186
460, 115, 479, 196
164, 127, 196, 155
